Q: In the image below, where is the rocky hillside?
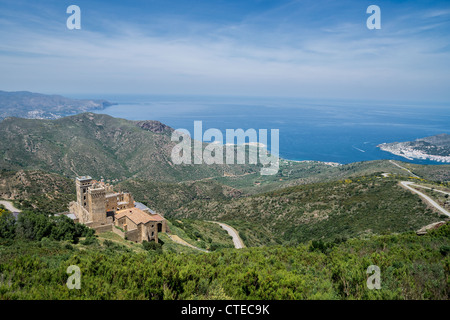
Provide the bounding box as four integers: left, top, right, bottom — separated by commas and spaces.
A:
0, 170, 75, 213
0, 112, 258, 182
118, 178, 242, 216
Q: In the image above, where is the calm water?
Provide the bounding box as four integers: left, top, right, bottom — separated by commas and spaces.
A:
85, 95, 450, 165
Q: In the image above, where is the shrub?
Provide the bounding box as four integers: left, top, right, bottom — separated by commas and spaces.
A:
104, 240, 114, 248
0, 211, 16, 239
81, 236, 98, 246
142, 240, 162, 252
308, 240, 333, 254
439, 245, 450, 256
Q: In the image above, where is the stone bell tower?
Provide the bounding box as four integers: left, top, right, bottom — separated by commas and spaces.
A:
88, 184, 107, 224
76, 176, 93, 210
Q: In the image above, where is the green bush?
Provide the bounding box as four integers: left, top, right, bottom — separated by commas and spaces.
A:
439, 245, 450, 256
104, 240, 114, 247
81, 236, 98, 246
142, 240, 162, 252
0, 211, 16, 239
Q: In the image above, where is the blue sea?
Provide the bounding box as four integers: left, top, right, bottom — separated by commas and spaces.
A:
81, 94, 450, 165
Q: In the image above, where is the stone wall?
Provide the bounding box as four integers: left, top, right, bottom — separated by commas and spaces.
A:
126, 228, 140, 242
69, 201, 90, 224
112, 225, 125, 238
93, 223, 113, 234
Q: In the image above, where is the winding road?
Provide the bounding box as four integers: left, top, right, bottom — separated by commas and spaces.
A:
167, 221, 245, 251
211, 221, 245, 249
388, 161, 449, 217
400, 181, 450, 218
390, 160, 420, 178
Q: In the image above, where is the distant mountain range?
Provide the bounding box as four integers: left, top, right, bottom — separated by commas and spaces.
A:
378, 133, 450, 163
0, 90, 116, 119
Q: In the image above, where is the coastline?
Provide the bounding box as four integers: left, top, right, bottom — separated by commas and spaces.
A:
282, 158, 342, 167
95, 101, 450, 167
377, 143, 450, 164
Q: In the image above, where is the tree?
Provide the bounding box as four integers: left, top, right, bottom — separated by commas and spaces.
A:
0, 211, 16, 239
16, 211, 52, 241
142, 240, 162, 252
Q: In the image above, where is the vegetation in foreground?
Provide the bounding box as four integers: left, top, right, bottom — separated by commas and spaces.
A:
0, 222, 448, 300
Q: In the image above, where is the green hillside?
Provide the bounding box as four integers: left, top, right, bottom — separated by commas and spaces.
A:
0, 170, 75, 214
117, 178, 242, 216
1, 167, 447, 249
0, 113, 257, 182
211, 159, 417, 194
172, 175, 446, 246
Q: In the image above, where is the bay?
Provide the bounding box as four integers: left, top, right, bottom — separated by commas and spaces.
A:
87, 94, 450, 165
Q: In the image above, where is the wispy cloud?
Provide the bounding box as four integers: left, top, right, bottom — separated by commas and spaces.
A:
0, 0, 449, 101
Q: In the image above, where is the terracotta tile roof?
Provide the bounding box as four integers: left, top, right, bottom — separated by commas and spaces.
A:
115, 207, 164, 225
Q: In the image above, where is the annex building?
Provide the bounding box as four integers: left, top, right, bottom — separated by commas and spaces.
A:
69, 176, 167, 243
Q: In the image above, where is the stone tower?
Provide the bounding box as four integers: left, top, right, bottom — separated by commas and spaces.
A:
76, 176, 93, 210
88, 184, 107, 224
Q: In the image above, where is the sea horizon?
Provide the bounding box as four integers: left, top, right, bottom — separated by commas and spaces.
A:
72, 94, 450, 166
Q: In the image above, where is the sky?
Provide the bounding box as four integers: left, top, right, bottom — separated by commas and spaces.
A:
0, 0, 449, 102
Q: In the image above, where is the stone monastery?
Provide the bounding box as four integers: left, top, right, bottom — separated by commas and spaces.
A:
69, 176, 167, 243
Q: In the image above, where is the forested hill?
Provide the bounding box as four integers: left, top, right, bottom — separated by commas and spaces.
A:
0, 90, 115, 120
0, 113, 257, 182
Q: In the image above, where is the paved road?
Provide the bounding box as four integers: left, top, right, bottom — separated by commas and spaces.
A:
390, 160, 420, 178
400, 181, 450, 217
406, 183, 450, 196
211, 222, 245, 249
0, 200, 21, 213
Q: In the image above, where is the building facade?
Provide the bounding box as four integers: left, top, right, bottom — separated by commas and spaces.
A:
69, 176, 167, 243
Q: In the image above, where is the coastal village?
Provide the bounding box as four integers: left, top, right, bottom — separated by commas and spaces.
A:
68, 176, 168, 243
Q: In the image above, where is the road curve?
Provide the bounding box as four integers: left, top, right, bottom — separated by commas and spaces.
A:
390, 160, 420, 178
0, 200, 21, 213
400, 181, 450, 217
211, 221, 245, 249
406, 183, 450, 197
